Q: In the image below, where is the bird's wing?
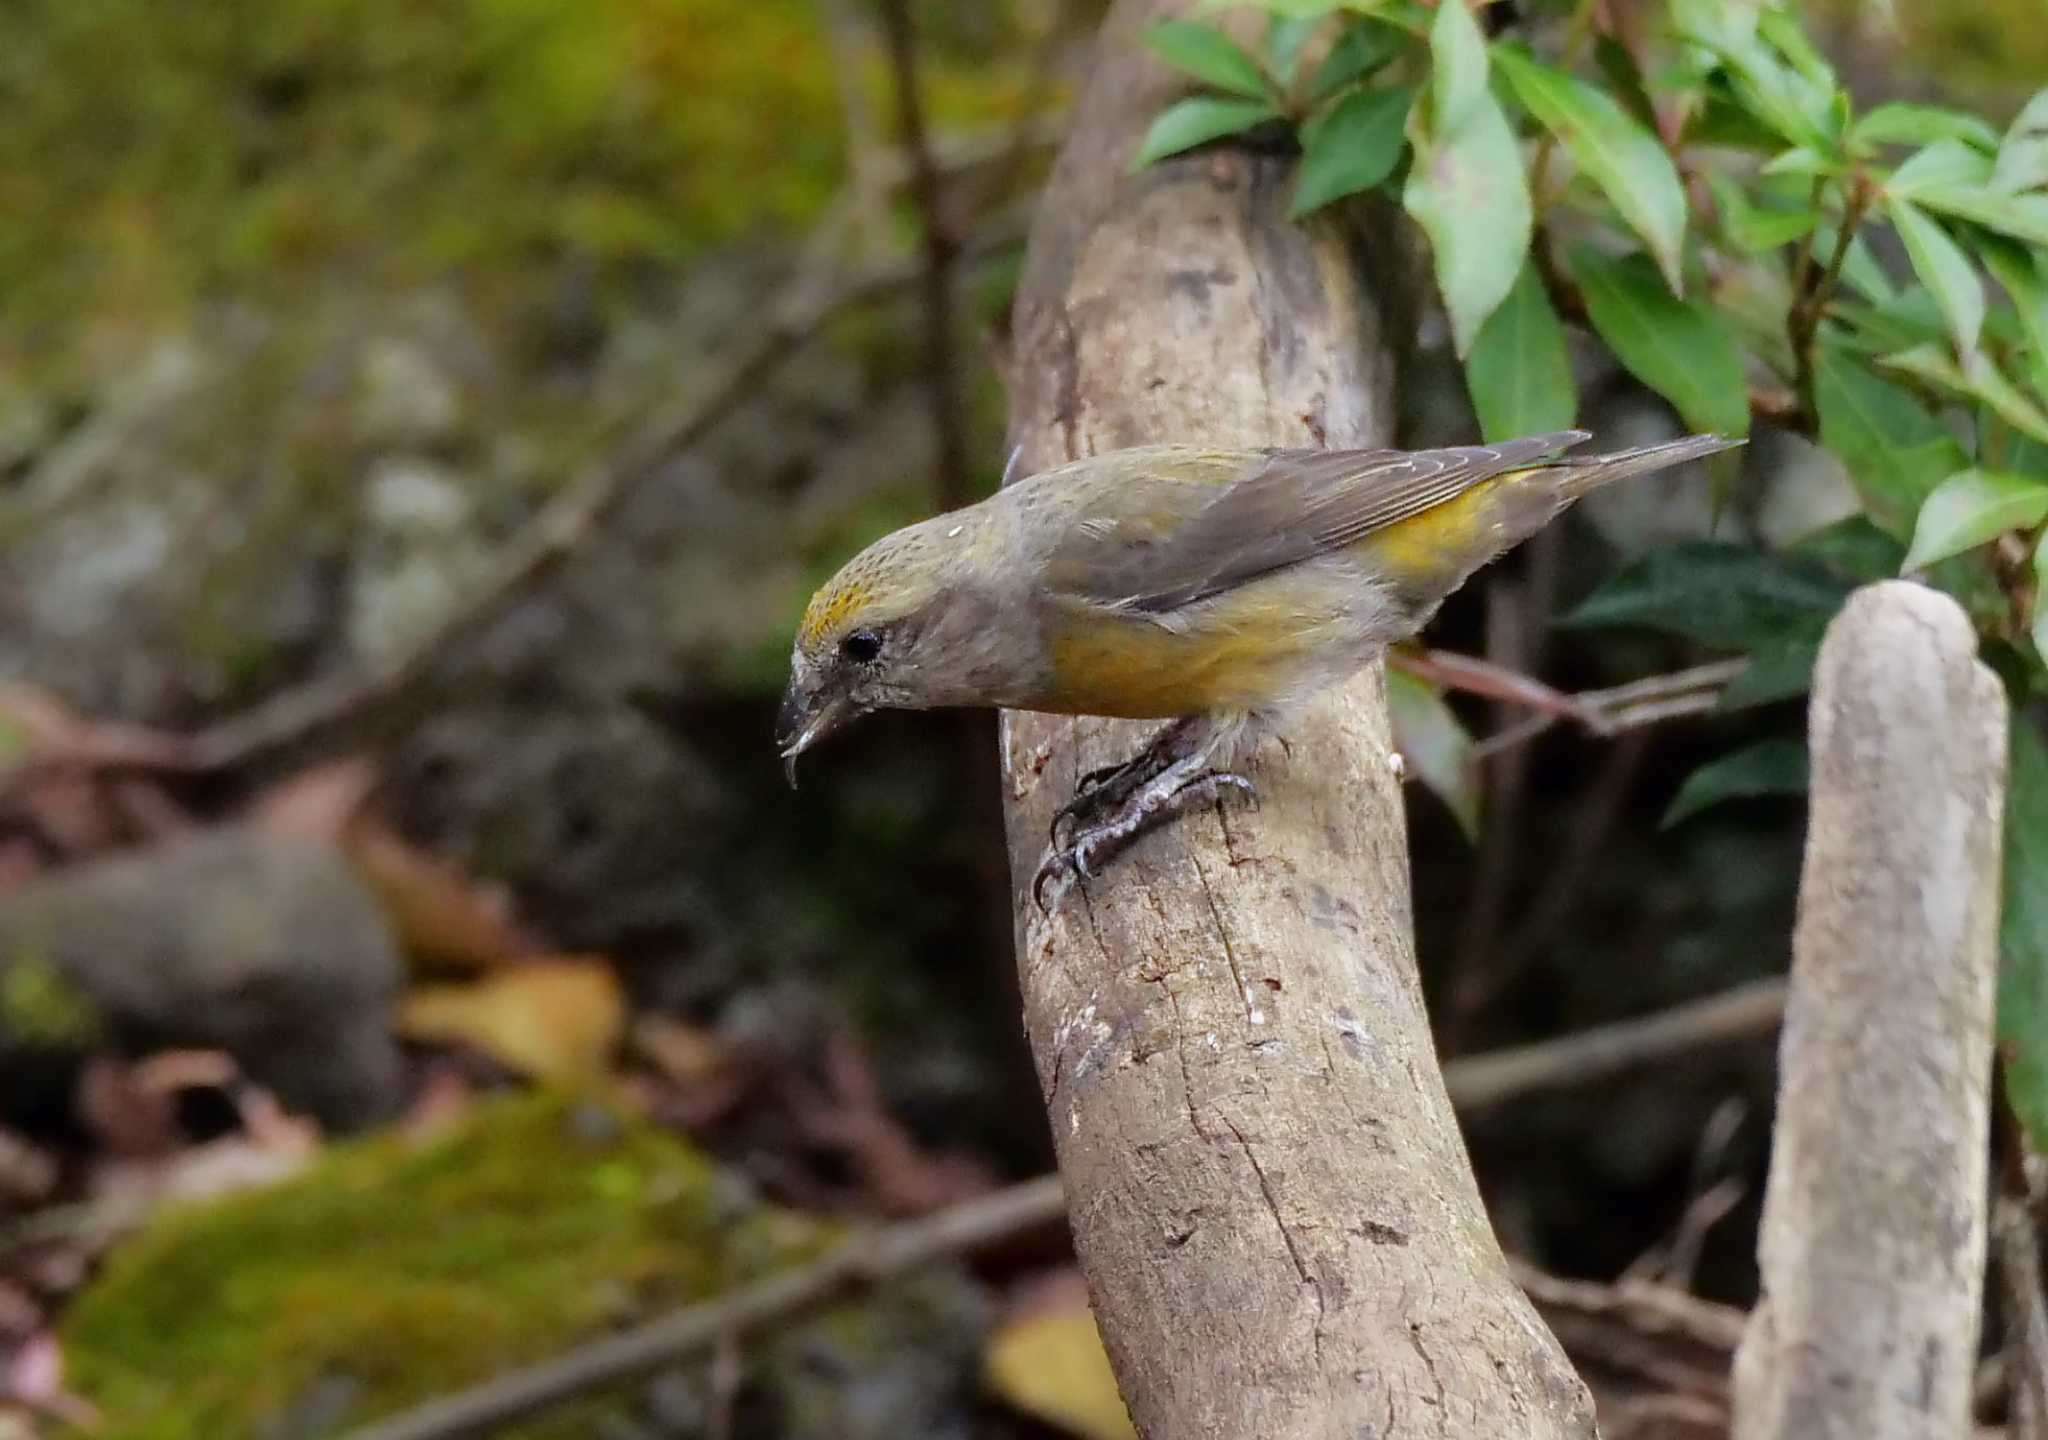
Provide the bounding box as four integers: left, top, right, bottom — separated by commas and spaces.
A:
1048, 432, 1590, 614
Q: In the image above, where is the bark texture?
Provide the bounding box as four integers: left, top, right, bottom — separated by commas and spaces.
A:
997, 4, 1595, 1435
1733, 580, 2006, 1440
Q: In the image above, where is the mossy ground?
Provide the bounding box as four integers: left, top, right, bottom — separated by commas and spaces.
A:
59, 1090, 837, 1440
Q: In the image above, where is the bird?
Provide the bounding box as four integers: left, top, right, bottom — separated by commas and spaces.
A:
777, 429, 1742, 907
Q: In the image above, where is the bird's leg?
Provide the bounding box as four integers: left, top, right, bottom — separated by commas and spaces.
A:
1034, 742, 1257, 912
1049, 717, 1201, 848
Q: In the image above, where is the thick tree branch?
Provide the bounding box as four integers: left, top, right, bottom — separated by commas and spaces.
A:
997, 3, 1595, 1435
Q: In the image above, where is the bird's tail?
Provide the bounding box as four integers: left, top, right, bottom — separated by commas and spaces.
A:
1553, 433, 1745, 499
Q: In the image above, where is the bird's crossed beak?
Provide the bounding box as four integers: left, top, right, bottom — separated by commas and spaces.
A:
775, 674, 860, 789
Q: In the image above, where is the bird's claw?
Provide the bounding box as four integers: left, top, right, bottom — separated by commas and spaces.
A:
1033, 767, 1257, 914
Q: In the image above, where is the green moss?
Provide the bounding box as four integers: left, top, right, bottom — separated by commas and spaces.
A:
0, 947, 105, 1048
0, 0, 1037, 390
61, 1090, 833, 1440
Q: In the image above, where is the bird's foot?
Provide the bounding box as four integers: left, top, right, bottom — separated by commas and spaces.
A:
1033, 764, 1256, 912
1049, 718, 1201, 850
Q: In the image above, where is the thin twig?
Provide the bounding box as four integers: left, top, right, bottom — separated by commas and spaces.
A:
877, 0, 972, 512
1460, 730, 1652, 1020
1789, 171, 1875, 426
0, 213, 1026, 807
1445, 977, 1788, 1114
1469, 657, 1748, 763
341, 1174, 1069, 1440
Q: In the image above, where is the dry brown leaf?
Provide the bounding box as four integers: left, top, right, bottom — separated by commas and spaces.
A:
243, 756, 381, 842
400, 958, 625, 1081
345, 818, 535, 974
985, 1270, 1137, 1440
629, 1015, 731, 1089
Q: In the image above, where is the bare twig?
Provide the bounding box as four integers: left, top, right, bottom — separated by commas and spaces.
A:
341, 1174, 1069, 1440
0, 213, 1026, 807
1469, 657, 1748, 763
1789, 173, 1875, 426
817, 0, 894, 257
1445, 978, 1788, 1115
877, 0, 972, 512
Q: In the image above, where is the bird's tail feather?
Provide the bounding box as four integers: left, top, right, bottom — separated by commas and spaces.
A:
1555, 433, 1744, 499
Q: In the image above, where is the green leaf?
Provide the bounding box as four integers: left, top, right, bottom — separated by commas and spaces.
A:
1386, 668, 1480, 840
1567, 245, 1749, 437
1851, 102, 2001, 155
1493, 46, 1689, 292
1291, 85, 1414, 216
1426, 0, 1490, 134
1143, 20, 1274, 99
1132, 96, 1282, 169
1911, 184, 2048, 248
1814, 345, 1971, 537
1404, 89, 1531, 356
1562, 540, 1854, 651
1981, 235, 2048, 397
1661, 739, 1808, 828
1308, 17, 1405, 101
1884, 198, 1985, 363
1880, 344, 2048, 449
2035, 535, 2048, 663
1717, 626, 1828, 710
1709, 172, 1820, 251
1593, 34, 1658, 131
1267, 13, 1323, 83
1675, 1, 1834, 152
1789, 514, 1908, 582
1999, 717, 2048, 1152
1760, 146, 1839, 178
1464, 257, 1575, 442
1832, 289, 1950, 356
1996, 87, 2048, 195
1886, 138, 1996, 197
1901, 468, 2048, 572
1754, 7, 1837, 93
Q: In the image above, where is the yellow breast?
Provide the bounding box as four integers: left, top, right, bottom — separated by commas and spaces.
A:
1043, 580, 1339, 718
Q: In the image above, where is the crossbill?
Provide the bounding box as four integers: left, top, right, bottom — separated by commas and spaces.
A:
778, 429, 1740, 904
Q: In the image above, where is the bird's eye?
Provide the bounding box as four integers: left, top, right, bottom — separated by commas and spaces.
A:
840, 629, 883, 664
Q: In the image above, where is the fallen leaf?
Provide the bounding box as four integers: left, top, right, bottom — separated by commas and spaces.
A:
243, 756, 381, 842
401, 959, 626, 1081
985, 1270, 1137, 1440
346, 818, 536, 974
630, 1015, 731, 1089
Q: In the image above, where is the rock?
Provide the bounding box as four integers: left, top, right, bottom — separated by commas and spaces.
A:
0, 827, 403, 1130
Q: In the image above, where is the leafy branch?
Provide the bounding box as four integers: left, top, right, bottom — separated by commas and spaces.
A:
1133, 1, 2048, 1152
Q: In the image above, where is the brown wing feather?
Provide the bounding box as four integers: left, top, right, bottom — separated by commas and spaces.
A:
1072, 431, 1590, 614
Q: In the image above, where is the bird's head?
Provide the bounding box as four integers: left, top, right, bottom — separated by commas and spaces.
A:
776, 518, 967, 786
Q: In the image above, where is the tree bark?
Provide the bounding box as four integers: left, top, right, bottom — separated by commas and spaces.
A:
1733, 580, 2006, 1440
997, 4, 1596, 1435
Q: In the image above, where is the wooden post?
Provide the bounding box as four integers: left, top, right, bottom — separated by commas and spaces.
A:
1734, 580, 2006, 1440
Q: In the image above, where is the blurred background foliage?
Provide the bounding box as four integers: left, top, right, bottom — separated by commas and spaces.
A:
0, 1, 2041, 1436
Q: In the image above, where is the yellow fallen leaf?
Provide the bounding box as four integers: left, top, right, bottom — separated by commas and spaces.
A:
400, 958, 625, 1081
984, 1281, 1137, 1440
